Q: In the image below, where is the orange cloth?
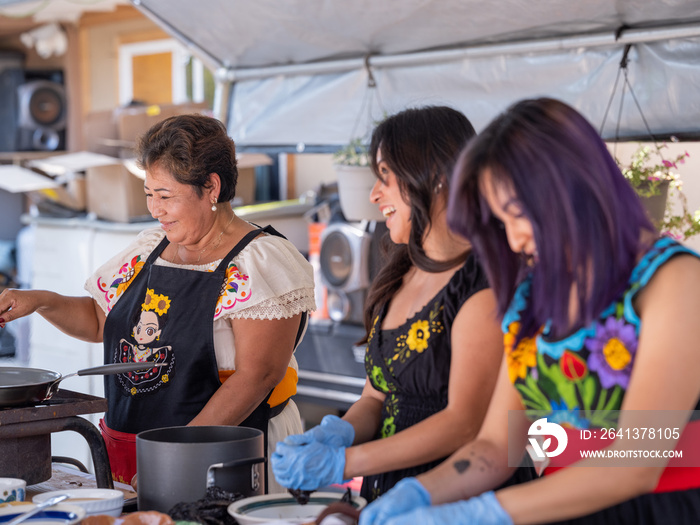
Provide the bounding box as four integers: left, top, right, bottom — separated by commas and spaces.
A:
219, 366, 297, 407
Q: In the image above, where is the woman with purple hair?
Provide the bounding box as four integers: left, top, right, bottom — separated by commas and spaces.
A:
359, 98, 700, 524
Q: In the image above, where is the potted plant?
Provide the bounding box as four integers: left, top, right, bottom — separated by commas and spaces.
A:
332, 138, 384, 222
617, 144, 700, 241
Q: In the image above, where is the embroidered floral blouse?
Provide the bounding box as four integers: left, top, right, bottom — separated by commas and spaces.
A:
503, 237, 698, 429
84, 226, 316, 371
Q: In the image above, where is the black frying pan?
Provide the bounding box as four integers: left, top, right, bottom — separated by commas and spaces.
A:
0, 362, 165, 407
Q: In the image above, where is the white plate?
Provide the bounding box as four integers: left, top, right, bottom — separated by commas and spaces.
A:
34, 489, 124, 517
228, 492, 366, 525
0, 503, 86, 525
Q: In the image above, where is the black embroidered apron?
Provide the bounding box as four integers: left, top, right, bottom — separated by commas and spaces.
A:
101, 226, 296, 484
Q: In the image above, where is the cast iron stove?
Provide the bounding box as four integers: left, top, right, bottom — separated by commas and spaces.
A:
0, 389, 113, 488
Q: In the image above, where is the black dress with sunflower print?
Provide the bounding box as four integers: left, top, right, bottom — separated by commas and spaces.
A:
360, 253, 488, 502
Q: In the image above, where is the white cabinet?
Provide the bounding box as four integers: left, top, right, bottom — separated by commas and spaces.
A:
26, 217, 154, 473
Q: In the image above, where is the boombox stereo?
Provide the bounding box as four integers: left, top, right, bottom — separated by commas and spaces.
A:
17, 79, 66, 151
319, 220, 387, 325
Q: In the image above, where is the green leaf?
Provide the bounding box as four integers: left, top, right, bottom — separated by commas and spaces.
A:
521, 399, 548, 410
615, 302, 624, 319
525, 375, 555, 406
536, 372, 559, 401
540, 363, 578, 409
579, 376, 596, 411
602, 385, 622, 411
516, 383, 551, 411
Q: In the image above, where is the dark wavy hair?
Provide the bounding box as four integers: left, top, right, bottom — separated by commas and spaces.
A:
361, 106, 477, 338
447, 97, 655, 342
136, 113, 238, 202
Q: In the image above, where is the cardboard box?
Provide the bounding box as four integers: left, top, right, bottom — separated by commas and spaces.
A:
86, 163, 150, 223
116, 102, 210, 145
25, 152, 149, 222
34, 175, 86, 211
0, 163, 86, 212
83, 110, 120, 158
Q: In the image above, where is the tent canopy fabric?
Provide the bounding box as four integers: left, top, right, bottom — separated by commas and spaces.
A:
132, 0, 700, 147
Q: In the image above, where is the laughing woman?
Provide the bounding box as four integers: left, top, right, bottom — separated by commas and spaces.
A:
272, 106, 534, 502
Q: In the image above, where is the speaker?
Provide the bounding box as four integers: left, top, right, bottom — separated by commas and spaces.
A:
17, 79, 66, 151
319, 220, 387, 325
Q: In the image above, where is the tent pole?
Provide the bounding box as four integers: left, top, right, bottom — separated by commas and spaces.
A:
219, 21, 700, 82
213, 74, 231, 124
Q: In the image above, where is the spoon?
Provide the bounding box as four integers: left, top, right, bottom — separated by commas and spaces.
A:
6, 494, 70, 525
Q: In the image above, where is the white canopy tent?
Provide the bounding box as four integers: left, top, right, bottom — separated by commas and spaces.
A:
131, 0, 700, 149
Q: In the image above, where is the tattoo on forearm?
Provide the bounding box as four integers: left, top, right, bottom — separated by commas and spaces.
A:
453, 450, 496, 475
453, 460, 471, 473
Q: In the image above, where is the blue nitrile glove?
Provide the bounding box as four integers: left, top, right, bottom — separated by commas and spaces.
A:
271, 439, 347, 490
383, 491, 513, 525
358, 477, 431, 525
283, 415, 355, 448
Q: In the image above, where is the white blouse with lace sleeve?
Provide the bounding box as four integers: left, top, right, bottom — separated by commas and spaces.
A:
85, 226, 316, 323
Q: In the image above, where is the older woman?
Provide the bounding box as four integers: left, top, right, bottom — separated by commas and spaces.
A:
0, 114, 315, 492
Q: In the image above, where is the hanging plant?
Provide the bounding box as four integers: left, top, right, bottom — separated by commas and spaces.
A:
617, 144, 700, 240
331, 138, 383, 221
332, 138, 370, 167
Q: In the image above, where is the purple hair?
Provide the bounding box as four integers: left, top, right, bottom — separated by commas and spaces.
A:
448, 98, 654, 341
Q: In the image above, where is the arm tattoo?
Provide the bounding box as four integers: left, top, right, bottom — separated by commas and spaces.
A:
453, 451, 496, 475
453, 459, 471, 474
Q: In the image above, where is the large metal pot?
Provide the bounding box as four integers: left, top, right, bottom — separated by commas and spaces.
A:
136, 425, 265, 513
0, 363, 166, 407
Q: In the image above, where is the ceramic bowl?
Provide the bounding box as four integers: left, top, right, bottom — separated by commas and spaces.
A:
0, 479, 26, 504
228, 492, 366, 525
0, 503, 86, 525
34, 489, 124, 517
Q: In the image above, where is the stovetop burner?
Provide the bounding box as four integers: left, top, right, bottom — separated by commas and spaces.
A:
0, 389, 107, 423
0, 389, 113, 488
